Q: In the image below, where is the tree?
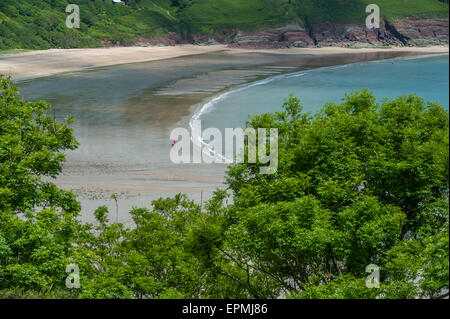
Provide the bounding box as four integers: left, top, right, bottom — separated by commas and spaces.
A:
171, 0, 192, 10
0, 75, 79, 214
1, 80, 447, 299
0, 76, 82, 294
217, 90, 449, 298
75, 195, 214, 299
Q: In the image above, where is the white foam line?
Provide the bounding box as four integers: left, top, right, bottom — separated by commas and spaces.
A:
398, 52, 449, 61
188, 71, 300, 164
286, 73, 306, 78
188, 72, 294, 163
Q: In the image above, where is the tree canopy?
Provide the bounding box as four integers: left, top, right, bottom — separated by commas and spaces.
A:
0, 77, 448, 298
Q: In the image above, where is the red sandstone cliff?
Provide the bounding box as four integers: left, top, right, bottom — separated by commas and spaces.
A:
111, 18, 448, 49
224, 18, 449, 49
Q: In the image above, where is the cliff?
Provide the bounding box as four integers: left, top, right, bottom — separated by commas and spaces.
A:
224, 18, 449, 49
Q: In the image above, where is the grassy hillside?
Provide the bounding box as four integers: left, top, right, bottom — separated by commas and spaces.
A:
183, 0, 296, 33
363, 0, 450, 20
183, 0, 448, 30
0, 0, 177, 49
0, 0, 448, 50
292, 0, 449, 24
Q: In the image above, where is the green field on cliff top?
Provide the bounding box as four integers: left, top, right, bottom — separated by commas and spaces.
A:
0, 0, 448, 50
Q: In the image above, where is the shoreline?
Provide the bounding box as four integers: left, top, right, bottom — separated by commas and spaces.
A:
188, 51, 450, 167
11, 46, 449, 222
1, 45, 448, 81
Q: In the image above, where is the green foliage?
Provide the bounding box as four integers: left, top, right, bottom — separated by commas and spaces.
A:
0, 76, 83, 293
222, 89, 448, 298
0, 0, 177, 50
0, 287, 77, 298
362, 0, 450, 20
0, 76, 79, 214
294, 0, 449, 24
0, 0, 447, 50
182, 0, 293, 33
1, 78, 448, 298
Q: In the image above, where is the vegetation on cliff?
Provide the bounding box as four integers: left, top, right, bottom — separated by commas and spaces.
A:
0, 0, 448, 50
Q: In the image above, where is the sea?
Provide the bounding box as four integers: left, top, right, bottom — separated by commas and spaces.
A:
196, 54, 449, 134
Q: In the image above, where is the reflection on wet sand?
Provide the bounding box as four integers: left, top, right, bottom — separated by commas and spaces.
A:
17, 50, 439, 222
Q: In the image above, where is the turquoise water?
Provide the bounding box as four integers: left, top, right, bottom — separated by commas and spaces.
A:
198, 54, 449, 131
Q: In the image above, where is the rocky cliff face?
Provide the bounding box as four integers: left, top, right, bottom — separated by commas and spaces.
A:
389, 19, 449, 46
223, 18, 449, 49
112, 18, 448, 49
310, 22, 401, 47
227, 25, 315, 49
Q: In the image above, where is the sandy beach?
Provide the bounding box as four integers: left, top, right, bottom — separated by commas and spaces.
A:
1, 45, 448, 81
4, 45, 448, 223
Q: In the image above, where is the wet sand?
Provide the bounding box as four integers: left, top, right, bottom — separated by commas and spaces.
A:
1, 45, 448, 81
8, 46, 448, 223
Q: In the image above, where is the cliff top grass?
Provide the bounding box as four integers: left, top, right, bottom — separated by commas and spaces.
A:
365, 0, 449, 20
184, 0, 449, 30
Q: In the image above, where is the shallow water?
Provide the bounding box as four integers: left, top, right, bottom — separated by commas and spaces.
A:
17, 52, 308, 167
15, 51, 448, 221
17, 50, 428, 168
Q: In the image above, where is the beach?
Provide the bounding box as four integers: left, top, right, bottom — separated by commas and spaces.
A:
1, 45, 448, 81
2, 45, 448, 223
